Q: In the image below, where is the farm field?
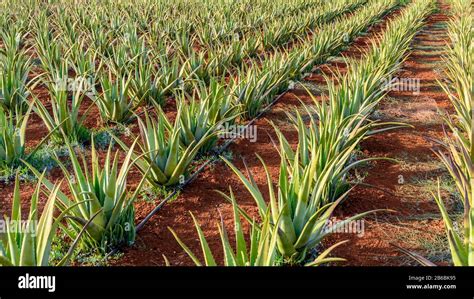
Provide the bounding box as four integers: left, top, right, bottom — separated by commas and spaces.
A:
0, 0, 472, 269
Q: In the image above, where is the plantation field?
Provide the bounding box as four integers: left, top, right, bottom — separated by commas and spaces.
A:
0, 0, 472, 267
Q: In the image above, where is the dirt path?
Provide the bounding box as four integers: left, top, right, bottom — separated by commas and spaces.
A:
112, 5, 407, 266
328, 1, 452, 266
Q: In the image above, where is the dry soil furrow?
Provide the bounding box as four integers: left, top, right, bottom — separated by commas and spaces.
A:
328, 1, 452, 266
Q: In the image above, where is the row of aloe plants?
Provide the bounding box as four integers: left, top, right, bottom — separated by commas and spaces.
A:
169, 0, 436, 266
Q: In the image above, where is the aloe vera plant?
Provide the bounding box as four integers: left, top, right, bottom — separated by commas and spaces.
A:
88, 21, 114, 58
107, 44, 141, 77
176, 97, 218, 154
273, 93, 405, 202
0, 26, 25, 59
198, 78, 240, 126
222, 153, 374, 264
0, 102, 63, 176
0, 107, 29, 171
129, 56, 180, 107
0, 50, 31, 113
169, 190, 281, 266
157, 56, 186, 95
272, 108, 382, 203
34, 62, 91, 144
114, 110, 213, 187
0, 173, 88, 266
212, 0, 434, 264
34, 18, 63, 81
291, 0, 433, 203
95, 70, 139, 124
232, 64, 279, 119
176, 80, 239, 153
66, 40, 103, 83
25, 138, 148, 251
183, 50, 214, 84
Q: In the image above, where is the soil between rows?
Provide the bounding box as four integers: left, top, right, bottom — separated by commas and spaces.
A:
328, 2, 452, 266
